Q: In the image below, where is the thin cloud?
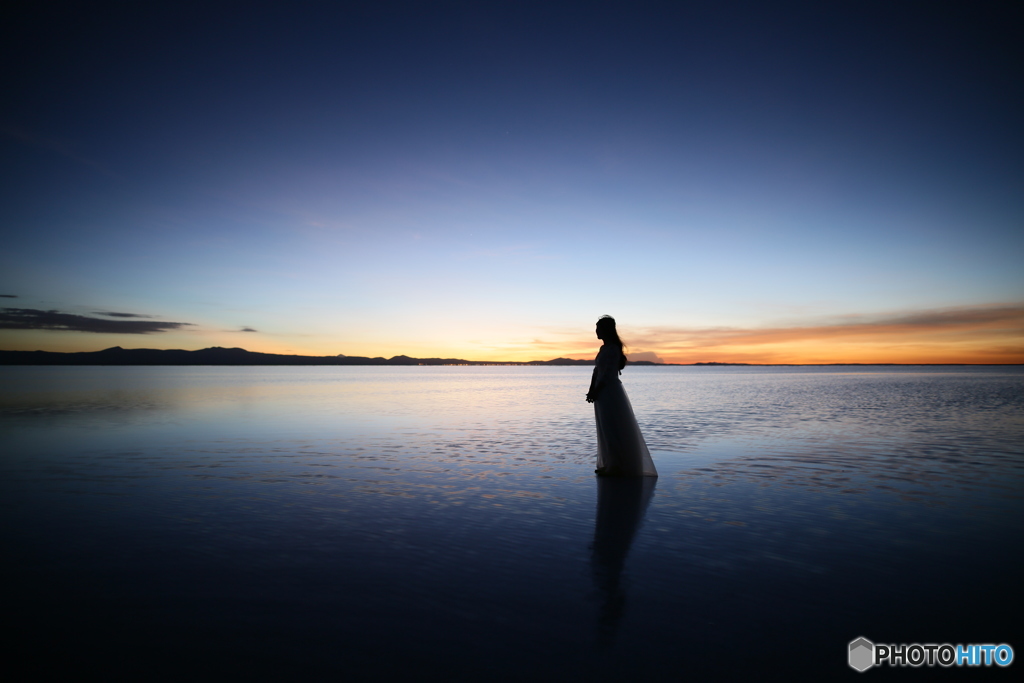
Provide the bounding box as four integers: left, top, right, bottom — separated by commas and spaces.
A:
628, 304, 1024, 350
93, 311, 153, 318
0, 294, 17, 298
240, 327, 258, 332
0, 308, 192, 334
606, 304, 1024, 363
1, 123, 117, 177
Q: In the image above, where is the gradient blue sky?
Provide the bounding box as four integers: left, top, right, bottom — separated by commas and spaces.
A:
2, 1, 1022, 362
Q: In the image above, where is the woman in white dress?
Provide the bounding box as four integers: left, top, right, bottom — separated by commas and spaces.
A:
585, 316, 658, 477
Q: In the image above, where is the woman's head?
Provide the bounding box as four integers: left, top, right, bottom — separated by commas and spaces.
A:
596, 315, 628, 369
596, 315, 617, 340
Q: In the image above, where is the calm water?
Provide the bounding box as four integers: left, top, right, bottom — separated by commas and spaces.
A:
2, 366, 1023, 680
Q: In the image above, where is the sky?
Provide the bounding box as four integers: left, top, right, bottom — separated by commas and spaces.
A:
1, 0, 1022, 363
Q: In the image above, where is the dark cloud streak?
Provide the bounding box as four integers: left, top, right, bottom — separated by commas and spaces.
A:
93, 311, 153, 318
0, 308, 192, 334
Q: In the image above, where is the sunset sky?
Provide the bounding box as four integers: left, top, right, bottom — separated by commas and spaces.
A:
2, 1, 1022, 363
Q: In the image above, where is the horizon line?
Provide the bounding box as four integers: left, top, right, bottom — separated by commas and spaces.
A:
1, 346, 1021, 367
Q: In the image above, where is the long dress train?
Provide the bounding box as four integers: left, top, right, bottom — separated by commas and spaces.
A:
592, 344, 658, 477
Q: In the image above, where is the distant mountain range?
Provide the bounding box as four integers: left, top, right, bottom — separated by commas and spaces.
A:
0, 346, 674, 366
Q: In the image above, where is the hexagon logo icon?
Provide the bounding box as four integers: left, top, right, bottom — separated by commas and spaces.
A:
849, 637, 874, 672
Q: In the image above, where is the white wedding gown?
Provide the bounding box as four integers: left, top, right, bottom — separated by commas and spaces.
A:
592, 345, 658, 477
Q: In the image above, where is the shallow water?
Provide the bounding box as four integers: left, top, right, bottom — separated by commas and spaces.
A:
2, 366, 1022, 679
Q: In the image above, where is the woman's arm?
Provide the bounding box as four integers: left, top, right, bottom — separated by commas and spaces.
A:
586, 364, 603, 403
586, 346, 611, 402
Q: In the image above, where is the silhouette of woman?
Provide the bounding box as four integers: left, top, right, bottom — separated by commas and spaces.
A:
586, 316, 658, 477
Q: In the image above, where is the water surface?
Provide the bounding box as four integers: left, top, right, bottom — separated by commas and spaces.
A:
2, 366, 1022, 679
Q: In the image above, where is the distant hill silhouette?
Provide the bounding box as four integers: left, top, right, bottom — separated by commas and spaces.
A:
693, 361, 751, 366
0, 346, 675, 366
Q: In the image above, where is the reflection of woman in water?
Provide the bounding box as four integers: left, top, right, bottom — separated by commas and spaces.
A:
591, 476, 657, 648
586, 316, 658, 477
